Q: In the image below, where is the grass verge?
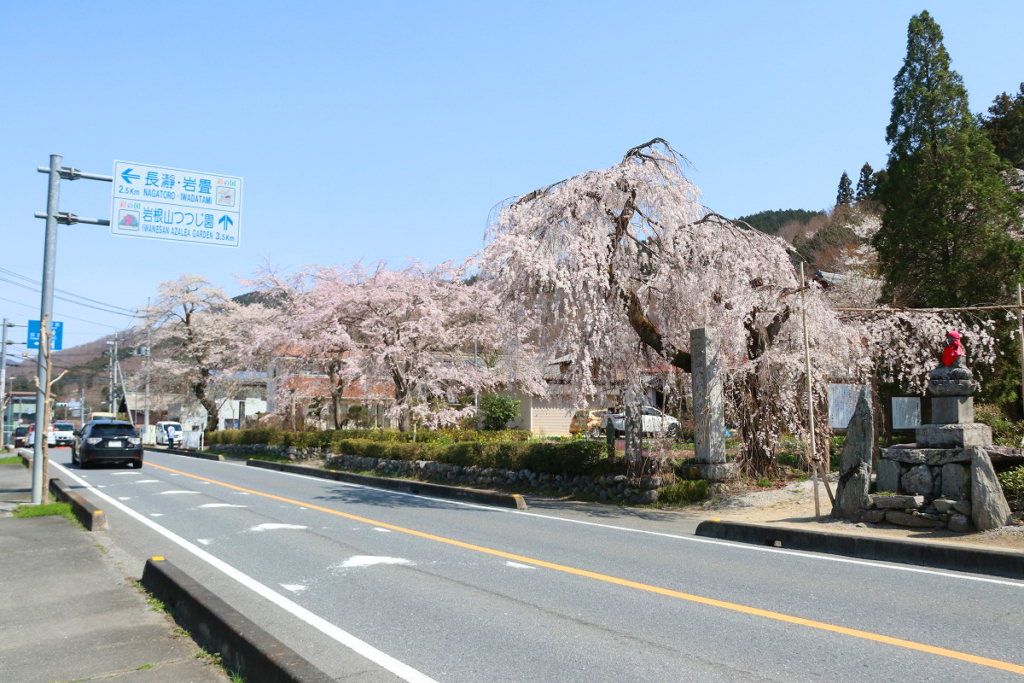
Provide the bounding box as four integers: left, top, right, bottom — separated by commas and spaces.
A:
0, 455, 22, 465
653, 480, 710, 507
13, 502, 78, 525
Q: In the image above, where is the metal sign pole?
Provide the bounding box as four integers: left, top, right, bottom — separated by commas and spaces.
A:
31, 155, 61, 504
1, 318, 9, 447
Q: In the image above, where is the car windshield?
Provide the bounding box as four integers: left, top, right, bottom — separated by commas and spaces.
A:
15, 427, 28, 435
90, 424, 138, 438
54, 424, 75, 431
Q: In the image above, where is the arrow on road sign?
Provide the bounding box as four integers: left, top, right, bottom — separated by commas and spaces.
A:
121, 168, 140, 184
218, 215, 233, 229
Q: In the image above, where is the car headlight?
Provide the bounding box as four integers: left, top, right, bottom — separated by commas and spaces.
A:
85, 437, 102, 445
128, 438, 141, 446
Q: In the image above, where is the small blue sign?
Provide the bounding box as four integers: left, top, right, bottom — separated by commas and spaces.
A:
27, 320, 63, 351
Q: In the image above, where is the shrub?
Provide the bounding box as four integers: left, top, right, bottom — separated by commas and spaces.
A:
327, 438, 605, 476
657, 481, 709, 505
208, 427, 532, 448
999, 465, 1024, 510
975, 405, 1024, 448
479, 395, 521, 430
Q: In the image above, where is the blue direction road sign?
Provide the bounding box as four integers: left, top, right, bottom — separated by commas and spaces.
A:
110, 161, 242, 248
28, 320, 64, 351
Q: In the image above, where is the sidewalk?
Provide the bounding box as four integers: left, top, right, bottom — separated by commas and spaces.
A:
0, 463, 226, 683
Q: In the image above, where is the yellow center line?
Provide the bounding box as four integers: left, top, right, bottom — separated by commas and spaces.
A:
144, 461, 1024, 675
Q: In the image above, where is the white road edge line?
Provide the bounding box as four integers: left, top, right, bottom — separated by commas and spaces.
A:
188, 452, 1024, 589
51, 460, 438, 683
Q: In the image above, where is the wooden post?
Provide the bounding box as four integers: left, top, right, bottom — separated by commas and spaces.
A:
1018, 283, 1024, 419
801, 264, 820, 520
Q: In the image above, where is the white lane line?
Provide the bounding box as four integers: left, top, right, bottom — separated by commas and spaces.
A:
197, 538, 212, 545
111, 472, 140, 476
118, 497, 133, 501
136, 480, 159, 484
50, 460, 438, 683
335, 556, 413, 570
150, 513, 164, 517
230, 458, 1024, 589
199, 503, 247, 509
159, 490, 199, 495
249, 523, 307, 532
506, 561, 536, 570
281, 584, 307, 593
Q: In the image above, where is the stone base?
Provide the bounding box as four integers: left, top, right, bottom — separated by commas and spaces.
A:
931, 396, 974, 425
876, 459, 901, 492
915, 423, 992, 448
928, 379, 978, 396
690, 463, 739, 481
881, 445, 970, 466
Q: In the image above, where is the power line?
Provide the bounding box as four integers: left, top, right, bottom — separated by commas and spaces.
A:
0, 294, 123, 329
0, 265, 137, 314
0, 275, 138, 318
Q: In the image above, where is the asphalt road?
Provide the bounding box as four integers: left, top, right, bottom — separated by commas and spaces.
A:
47, 448, 1024, 682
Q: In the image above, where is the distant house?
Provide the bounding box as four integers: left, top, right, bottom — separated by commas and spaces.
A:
266, 355, 395, 430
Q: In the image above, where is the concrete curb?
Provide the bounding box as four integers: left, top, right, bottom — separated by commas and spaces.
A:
157, 447, 225, 462
141, 557, 333, 683
48, 477, 108, 531
695, 520, 1024, 580
247, 458, 529, 510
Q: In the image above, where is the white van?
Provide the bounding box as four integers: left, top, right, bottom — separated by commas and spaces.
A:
156, 421, 183, 447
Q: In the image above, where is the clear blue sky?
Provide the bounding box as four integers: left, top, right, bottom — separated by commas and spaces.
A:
1, 1, 1022, 345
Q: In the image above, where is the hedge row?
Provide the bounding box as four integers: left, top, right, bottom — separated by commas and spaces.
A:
329, 438, 607, 475
207, 427, 532, 448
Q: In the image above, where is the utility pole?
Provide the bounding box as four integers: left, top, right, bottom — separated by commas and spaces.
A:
1, 319, 11, 447
107, 338, 115, 412
116, 351, 134, 426
145, 296, 151, 438
30, 155, 112, 503
31, 155, 62, 505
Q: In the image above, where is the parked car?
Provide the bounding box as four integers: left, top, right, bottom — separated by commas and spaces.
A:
155, 421, 183, 447
53, 421, 76, 446
27, 423, 56, 447
607, 406, 681, 438
72, 420, 143, 469
570, 410, 607, 439
13, 426, 29, 448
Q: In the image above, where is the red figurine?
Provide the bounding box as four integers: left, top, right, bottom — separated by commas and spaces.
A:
942, 331, 965, 368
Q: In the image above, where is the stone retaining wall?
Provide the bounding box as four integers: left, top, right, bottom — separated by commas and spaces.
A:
324, 454, 666, 504
208, 443, 318, 460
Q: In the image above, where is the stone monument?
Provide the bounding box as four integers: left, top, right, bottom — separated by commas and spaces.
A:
832, 387, 873, 519
868, 331, 1013, 531
689, 328, 737, 481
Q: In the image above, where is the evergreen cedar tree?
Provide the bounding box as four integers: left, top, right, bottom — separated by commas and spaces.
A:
980, 83, 1024, 170
836, 172, 854, 207
855, 163, 875, 202
873, 10, 1024, 310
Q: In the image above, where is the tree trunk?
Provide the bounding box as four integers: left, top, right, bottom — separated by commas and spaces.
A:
738, 373, 779, 479
327, 362, 344, 430
193, 373, 218, 433
390, 361, 411, 432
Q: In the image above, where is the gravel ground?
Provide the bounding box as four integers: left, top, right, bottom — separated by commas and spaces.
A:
696, 473, 1024, 551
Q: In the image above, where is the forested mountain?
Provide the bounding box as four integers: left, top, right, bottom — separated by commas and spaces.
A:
736, 209, 824, 234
